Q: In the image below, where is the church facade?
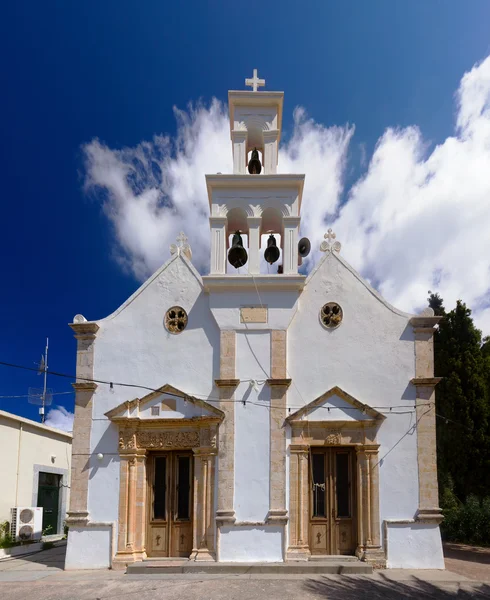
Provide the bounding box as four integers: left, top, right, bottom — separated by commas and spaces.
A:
65, 72, 444, 571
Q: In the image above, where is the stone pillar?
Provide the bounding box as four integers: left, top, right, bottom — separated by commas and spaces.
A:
282, 217, 300, 275
267, 330, 289, 524
356, 445, 385, 567
247, 216, 261, 275
263, 130, 279, 174
286, 445, 310, 561
65, 321, 99, 527
192, 447, 218, 561
113, 448, 147, 568
410, 314, 443, 524
231, 130, 247, 174
215, 331, 238, 526
209, 216, 227, 275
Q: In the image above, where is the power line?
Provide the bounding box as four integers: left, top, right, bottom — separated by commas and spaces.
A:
0, 358, 428, 415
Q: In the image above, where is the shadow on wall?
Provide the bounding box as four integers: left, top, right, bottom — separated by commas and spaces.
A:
89, 422, 120, 480
304, 575, 490, 599
185, 294, 220, 382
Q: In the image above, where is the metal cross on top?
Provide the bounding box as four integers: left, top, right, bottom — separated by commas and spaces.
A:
245, 69, 265, 92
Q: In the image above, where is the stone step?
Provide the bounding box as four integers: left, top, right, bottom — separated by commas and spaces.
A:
127, 560, 372, 575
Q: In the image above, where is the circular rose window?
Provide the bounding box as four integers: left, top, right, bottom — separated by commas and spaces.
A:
320, 302, 343, 329
165, 306, 188, 334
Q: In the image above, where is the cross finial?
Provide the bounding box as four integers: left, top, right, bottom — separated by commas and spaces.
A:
245, 69, 265, 92
320, 228, 341, 254
170, 231, 192, 260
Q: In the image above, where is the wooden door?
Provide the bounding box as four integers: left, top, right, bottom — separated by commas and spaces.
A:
309, 448, 355, 555
147, 452, 193, 557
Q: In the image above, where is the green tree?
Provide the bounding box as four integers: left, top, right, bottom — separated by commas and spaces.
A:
432, 298, 490, 501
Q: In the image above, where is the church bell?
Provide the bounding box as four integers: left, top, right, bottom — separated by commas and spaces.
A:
264, 234, 280, 265
228, 231, 248, 268
247, 148, 262, 175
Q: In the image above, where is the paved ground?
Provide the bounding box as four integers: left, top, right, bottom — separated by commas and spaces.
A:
0, 542, 488, 599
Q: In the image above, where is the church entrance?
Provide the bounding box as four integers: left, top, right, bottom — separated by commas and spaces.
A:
146, 452, 194, 557
309, 448, 356, 556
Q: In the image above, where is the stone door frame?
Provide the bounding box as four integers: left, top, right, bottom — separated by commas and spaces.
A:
105, 385, 224, 569
286, 421, 385, 567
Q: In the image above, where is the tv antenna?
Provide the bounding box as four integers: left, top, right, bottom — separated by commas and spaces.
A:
28, 338, 52, 423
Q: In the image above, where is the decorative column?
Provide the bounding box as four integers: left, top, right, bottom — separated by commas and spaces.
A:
263, 130, 279, 174
65, 319, 99, 527
286, 445, 310, 561
231, 130, 247, 174
113, 445, 147, 568
267, 330, 289, 525
209, 216, 227, 275
411, 312, 443, 524
247, 216, 261, 275
192, 445, 218, 561
282, 217, 300, 275
215, 331, 238, 526
356, 445, 385, 567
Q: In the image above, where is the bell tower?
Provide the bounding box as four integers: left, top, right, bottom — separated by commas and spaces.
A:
204, 70, 306, 284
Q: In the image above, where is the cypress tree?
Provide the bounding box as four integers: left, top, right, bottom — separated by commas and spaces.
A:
430, 297, 490, 501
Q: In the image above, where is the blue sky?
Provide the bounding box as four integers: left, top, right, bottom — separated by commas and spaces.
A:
1, 1, 490, 426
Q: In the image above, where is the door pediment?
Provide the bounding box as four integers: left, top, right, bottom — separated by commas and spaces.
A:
105, 384, 224, 424
286, 386, 385, 425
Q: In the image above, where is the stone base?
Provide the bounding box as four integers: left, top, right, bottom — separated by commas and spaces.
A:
65, 511, 89, 527
112, 549, 147, 570
357, 545, 386, 569
416, 508, 444, 525
267, 509, 288, 524
286, 545, 311, 562
190, 548, 216, 562
216, 510, 236, 525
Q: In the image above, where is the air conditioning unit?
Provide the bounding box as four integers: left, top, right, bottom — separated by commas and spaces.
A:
10, 507, 43, 542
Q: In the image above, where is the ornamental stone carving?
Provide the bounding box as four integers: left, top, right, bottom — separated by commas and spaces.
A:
119, 430, 135, 450
325, 431, 342, 444
136, 430, 200, 449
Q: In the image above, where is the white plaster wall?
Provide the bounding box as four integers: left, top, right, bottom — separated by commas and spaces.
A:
83, 255, 219, 545
288, 253, 420, 543
209, 290, 299, 331
65, 527, 112, 570
234, 331, 271, 522
0, 415, 71, 524
386, 523, 445, 569
219, 526, 283, 562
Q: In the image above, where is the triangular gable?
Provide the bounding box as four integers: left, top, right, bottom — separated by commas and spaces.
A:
305, 250, 412, 319
286, 386, 385, 423
99, 251, 203, 323
105, 384, 224, 422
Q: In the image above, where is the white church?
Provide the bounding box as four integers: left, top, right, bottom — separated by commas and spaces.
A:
65, 71, 444, 571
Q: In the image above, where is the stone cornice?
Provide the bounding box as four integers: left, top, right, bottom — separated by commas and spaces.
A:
410, 316, 441, 329
410, 377, 443, 387
112, 416, 222, 427
69, 322, 99, 336
214, 378, 240, 388
72, 382, 98, 392
202, 274, 305, 292
266, 378, 292, 388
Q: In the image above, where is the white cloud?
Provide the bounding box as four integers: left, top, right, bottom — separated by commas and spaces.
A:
44, 406, 74, 432
82, 55, 490, 335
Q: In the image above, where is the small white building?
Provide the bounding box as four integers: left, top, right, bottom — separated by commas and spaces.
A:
65, 72, 444, 571
0, 410, 72, 537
